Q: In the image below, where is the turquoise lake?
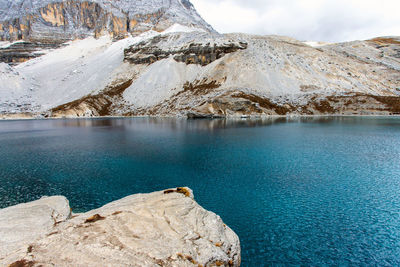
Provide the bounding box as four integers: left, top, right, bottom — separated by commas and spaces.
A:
1, 117, 400, 266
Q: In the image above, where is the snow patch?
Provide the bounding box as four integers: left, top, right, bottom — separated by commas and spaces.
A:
0, 40, 26, 49
162, 23, 206, 35
303, 41, 331, 47
0, 41, 10, 49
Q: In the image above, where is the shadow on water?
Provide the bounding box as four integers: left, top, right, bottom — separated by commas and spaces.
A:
3, 116, 398, 134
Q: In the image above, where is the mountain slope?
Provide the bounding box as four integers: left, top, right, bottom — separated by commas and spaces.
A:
1, 30, 399, 118
0, 0, 399, 118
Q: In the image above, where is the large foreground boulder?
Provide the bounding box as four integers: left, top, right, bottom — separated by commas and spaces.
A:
0, 188, 240, 267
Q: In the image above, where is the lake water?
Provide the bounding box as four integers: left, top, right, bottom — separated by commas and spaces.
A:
1, 117, 400, 266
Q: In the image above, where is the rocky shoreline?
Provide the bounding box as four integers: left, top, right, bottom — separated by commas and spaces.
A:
0, 187, 240, 267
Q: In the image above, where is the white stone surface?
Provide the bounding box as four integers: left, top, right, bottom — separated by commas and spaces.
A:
0, 188, 240, 267
0, 196, 71, 259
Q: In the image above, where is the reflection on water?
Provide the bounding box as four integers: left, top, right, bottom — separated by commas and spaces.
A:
1, 116, 400, 266
52, 117, 284, 129
9, 115, 396, 132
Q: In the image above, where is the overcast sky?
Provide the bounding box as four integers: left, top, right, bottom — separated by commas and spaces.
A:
190, 0, 400, 42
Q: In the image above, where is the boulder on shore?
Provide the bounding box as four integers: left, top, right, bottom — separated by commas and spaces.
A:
0, 187, 241, 267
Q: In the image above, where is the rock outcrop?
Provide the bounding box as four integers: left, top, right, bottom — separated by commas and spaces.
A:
0, 188, 241, 267
124, 34, 248, 66
0, 41, 62, 65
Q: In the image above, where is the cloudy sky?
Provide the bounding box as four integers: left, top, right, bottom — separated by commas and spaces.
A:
190, 0, 400, 42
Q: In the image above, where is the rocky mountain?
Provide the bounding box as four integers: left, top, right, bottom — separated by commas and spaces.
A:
0, 0, 399, 118
0, 0, 213, 63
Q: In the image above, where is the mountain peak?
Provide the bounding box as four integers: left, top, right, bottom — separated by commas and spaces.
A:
0, 0, 214, 42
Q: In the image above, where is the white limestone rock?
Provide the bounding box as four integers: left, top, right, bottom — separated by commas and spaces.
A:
0, 196, 71, 260
0, 188, 241, 267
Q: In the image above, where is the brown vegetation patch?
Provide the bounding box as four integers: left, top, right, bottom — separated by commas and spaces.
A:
51, 79, 133, 117
103, 79, 134, 97
232, 92, 293, 115
85, 214, 105, 223
8, 260, 35, 267
52, 94, 111, 116
124, 78, 225, 116
369, 95, 400, 113
300, 85, 320, 92
176, 253, 200, 265
313, 100, 336, 113
185, 255, 198, 265
47, 231, 59, 236
112, 211, 123, 216
185, 93, 400, 116
26, 245, 33, 253
326, 96, 340, 103
176, 187, 191, 197
178, 79, 223, 96
370, 37, 400, 45
164, 187, 191, 197
307, 93, 400, 115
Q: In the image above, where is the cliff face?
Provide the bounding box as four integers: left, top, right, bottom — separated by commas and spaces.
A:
0, 0, 213, 42
1, 1, 127, 42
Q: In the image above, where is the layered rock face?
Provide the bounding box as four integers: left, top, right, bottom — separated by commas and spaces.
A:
0, 41, 62, 64
124, 34, 248, 66
0, 188, 241, 267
